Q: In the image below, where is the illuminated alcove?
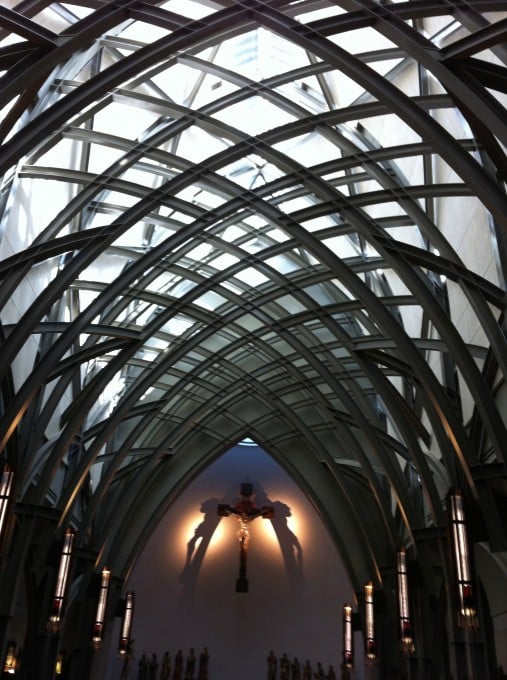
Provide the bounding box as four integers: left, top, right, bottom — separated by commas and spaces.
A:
94, 441, 366, 680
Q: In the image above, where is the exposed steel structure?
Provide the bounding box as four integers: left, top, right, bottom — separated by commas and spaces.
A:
0, 1, 506, 677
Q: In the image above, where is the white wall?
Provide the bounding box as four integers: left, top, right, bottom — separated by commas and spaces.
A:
94, 443, 366, 679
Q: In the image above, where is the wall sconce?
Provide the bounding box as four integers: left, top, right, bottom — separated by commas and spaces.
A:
48, 528, 75, 633
0, 463, 14, 544
343, 604, 353, 669
55, 652, 64, 676
364, 582, 376, 661
3, 639, 16, 674
118, 591, 135, 655
449, 490, 478, 629
397, 547, 415, 654
92, 567, 111, 648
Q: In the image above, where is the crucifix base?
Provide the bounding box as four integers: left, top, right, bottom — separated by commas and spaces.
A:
236, 577, 249, 593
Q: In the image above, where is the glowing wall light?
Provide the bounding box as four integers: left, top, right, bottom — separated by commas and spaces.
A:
3, 639, 16, 674
397, 548, 415, 654
364, 582, 376, 660
118, 591, 135, 655
92, 567, 111, 648
48, 528, 75, 633
449, 490, 478, 629
55, 653, 63, 676
0, 463, 14, 542
343, 604, 353, 669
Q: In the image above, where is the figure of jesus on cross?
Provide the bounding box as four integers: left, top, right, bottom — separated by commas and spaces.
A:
218, 482, 274, 592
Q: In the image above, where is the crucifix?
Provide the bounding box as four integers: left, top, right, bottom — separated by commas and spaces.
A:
218, 482, 274, 592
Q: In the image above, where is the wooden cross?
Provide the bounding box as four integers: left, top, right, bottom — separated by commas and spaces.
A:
218, 482, 274, 592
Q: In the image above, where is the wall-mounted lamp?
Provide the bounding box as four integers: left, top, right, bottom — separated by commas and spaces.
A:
364, 582, 376, 661
0, 463, 13, 544
48, 528, 75, 633
343, 604, 353, 669
397, 548, 415, 654
92, 567, 111, 648
55, 652, 64, 676
118, 591, 135, 655
449, 490, 478, 629
3, 639, 16, 674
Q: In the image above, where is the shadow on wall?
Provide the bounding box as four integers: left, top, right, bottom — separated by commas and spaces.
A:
104, 444, 361, 680
178, 481, 305, 609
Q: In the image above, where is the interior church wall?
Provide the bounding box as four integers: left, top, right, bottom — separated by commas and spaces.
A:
92, 443, 366, 680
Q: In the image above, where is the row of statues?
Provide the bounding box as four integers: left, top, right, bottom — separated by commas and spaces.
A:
122, 645, 209, 680
267, 652, 341, 680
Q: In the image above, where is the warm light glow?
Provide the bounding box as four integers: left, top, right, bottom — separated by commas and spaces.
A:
257, 516, 278, 545
119, 591, 135, 655
177, 510, 226, 562
48, 528, 75, 631
449, 490, 478, 628
397, 548, 414, 654
55, 653, 63, 675
209, 521, 225, 548
183, 512, 207, 544
285, 510, 300, 537
0, 464, 14, 544
364, 582, 376, 660
343, 604, 353, 669
3, 640, 16, 673
92, 567, 111, 648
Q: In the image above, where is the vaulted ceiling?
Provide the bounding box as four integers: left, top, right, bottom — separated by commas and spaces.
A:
1, 0, 507, 590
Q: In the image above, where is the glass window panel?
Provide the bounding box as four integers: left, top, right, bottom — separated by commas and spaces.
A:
322, 235, 359, 259
199, 334, 231, 353
278, 195, 320, 213
186, 242, 213, 262
241, 237, 271, 255
264, 254, 301, 275
220, 280, 244, 295
234, 267, 269, 286
302, 215, 342, 232
168, 279, 198, 297
193, 291, 228, 310
274, 295, 307, 315
215, 28, 310, 80
265, 228, 290, 243
209, 253, 240, 270
220, 225, 247, 242
274, 132, 340, 165
234, 314, 264, 332
213, 96, 296, 136
162, 0, 214, 19
304, 284, 340, 305
161, 316, 194, 336
176, 126, 231, 163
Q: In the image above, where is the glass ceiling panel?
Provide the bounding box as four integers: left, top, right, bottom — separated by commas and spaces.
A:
321, 236, 360, 259
234, 267, 270, 287
162, 0, 213, 20
193, 291, 228, 311
219, 156, 286, 188
0, 0, 505, 566
274, 133, 342, 166
215, 29, 311, 81
212, 96, 297, 136
263, 254, 302, 275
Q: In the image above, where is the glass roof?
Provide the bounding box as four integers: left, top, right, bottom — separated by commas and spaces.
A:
0, 0, 506, 584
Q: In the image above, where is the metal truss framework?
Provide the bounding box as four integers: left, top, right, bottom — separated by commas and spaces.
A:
0, 0, 507, 666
